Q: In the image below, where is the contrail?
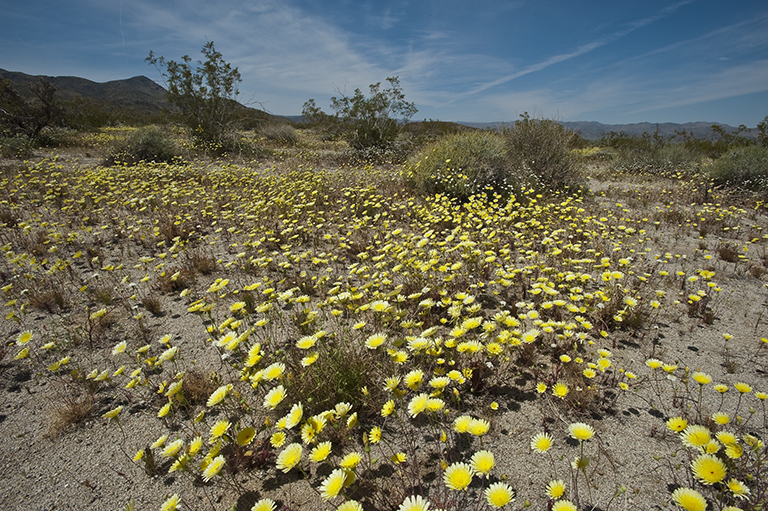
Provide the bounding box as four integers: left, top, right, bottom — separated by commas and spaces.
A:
120, 0, 129, 74
447, 0, 695, 102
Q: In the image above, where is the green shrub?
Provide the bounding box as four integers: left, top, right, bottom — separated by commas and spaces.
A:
709, 145, 768, 193
503, 114, 583, 192
107, 126, 179, 164
303, 76, 417, 150
147, 42, 242, 148
403, 131, 510, 201
35, 127, 80, 148
0, 136, 34, 159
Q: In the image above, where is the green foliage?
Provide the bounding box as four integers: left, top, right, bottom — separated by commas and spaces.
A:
598, 128, 706, 174
0, 136, 34, 159
147, 41, 242, 148
304, 77, 417, 150
0, 77, 64, 138
709, 145, 768, 194
62, 97, 168, 130
106, 126, 180, 165
405, 115, 585, 201
504, 113, 583, 192
758, 114, 768, 148
403, 131, 509, 201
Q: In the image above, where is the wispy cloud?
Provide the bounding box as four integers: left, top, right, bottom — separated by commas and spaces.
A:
450, 0, 695, 100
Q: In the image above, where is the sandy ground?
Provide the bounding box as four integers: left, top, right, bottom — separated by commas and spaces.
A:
1, 156, 767, 511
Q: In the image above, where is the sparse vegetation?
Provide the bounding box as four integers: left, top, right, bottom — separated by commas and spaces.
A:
709, 145, 768, 195
3, 115, 768, 511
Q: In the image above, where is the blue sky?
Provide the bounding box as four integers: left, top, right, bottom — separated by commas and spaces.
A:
2, 0, 768, 126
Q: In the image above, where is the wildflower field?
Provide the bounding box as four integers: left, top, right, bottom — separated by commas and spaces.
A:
1, 130, 767, 511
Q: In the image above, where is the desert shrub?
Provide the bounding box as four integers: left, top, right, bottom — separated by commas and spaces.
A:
106, 126, 179, 164
258, 123, 299, 145
0, 136, 34, 158
503, 113, 584, 192
709, 145, 768, 194
400, 120, 476, 148
147, 42, 242, 148
612, 142, 704, 175
0, 77, 64, 139
303, 76, 417, 150
403, 130, 510, 201
34, 127, 81, 148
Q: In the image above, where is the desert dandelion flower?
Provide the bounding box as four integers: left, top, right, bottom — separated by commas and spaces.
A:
444, 462, 473, 490
666, 417, 688, 432
339, 451, 362, 469
485, 481, 514, 508
337, 501, 363, 511
546, 479, 566, 499
270, 431, 286, 448
468, 418, 490, 436
210, 420, 231, 442
727, 478, 750, 499
189, 436, 203, 456
16, 330, 33, 345
552, 382, 569, 399
470, 450, 495, 475
161, 438, 184, 458
692, 372, 712, 385
691, 453, 727, 485
453, 415, 473, 433
263, 385, 287, 409
365, 333, 386, 349
551, 501, 577, 511
530, 432, 554, 453
102, 405, 123, 419
276, 443, 302, 473
161, 494, 180, 511
202, 454, 226, 481
408, 393, 429, 418
681, 425, 711, 449
671, 487, 707, 511
207, 383, 233, 407
250, 498, 276, 511
111, 340, 126, 355
398, 495, 430, 511
310, 441, 332, 462
320, 468, 347, 500
568, 422, 595, 441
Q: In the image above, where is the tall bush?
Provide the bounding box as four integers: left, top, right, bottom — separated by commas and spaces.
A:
503, 113, 583, 192
303, 77, 417, 150
147, 42, 242, 150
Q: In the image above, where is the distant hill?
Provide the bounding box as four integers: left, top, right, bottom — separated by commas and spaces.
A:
0, 68, 291, 125
458, 120, 758, 141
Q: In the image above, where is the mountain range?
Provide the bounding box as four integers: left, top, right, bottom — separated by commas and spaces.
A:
0, 68, 288, 124
1, 68, 757, 140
